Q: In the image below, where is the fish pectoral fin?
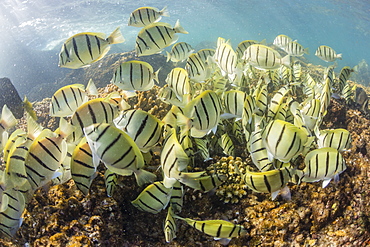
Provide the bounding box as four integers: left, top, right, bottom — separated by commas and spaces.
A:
322, 178, 332, 188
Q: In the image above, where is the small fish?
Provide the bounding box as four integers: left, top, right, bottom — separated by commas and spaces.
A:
70, 137, 97, 195
183, 173, 226, 192
131, 181, 172, 214
315, 128, 352, 152
164, 206, 177, 243
114, 109, 164, 153
135, 20, 188, 57
283, 41, 309, 56
173, 215, 247, 244
218, 133, 235, 157
302, 147, 346, 188
158, 86, 186, 108
337, 66, 355, 92
50, 79, 98, 117
84, 123, 156, 186
166, 42, 194, 63
196, 49, 215, 66
243, 44, 291, 70
354, 86, 369, 111
0, 188, 26, 237
169, 180, 184, 214
161, 128, 204, 188
273, 34, 293, 49
315, 45, 342, 62
301, 99, 321, 130
165, 67, 193, 101
104, 169, 118, 197
242, 166, 294, 200
59, 27, 125, 69
178, 90, 222, 138
319, 78, 331, 117
236, 40, 263, 59
186, 53, 209, 83
0, 105, 17, 151
222, 90, 246, 120
213, 40, 237, 77
22, 96, 37, 121
111, 60, 159, 92
194, 137, 211, 161
267, 85, 290, 122
128, 6, 170, 27
69, 95, 129, 143
249, 126, 273, 171
242, 95, 256, 126
262, 119, 308, 162
25, 118, 73, 190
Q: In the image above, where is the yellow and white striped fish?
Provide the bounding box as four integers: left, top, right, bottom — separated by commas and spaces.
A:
218, 133, 235, 157
301, 99, 321, 130
249, 126, 273, 171
174, 215, 247, 244
273, 34, 293, 49
104, 169, 118, 197
242, 166, 294, 200
50, 79, 98, 117
164, 206, 177, 243
183, 173, 226, 192
302, 147, 346, 188
186, 53, 209, 83
111, 60, 159, 92
0, 105, 17, 152
316, 128, 352, 152
213, 41, 237, 77
165, 67, 193, 101
267, 85, 290, 122
194, 138, 211, 162
170, 180, 184, 214
70, 137, 97, 195
222, 90, 246, 120
178, 90, 222, 138
135, 20, 188, 57
25, 118, 73, 190
337, 66, 355, 92
58, 27, 125, 69
0, 188, 26, 237
254, 83, 268, 116
128, 6, 169, 27
243, 44, 291, 70
262, 119, 308, 162
166, 42, 194, 63
158, 86, 186, 108
315, 45, 342, 62
114, 109, 164, 153
284, 41, 309, 57
131, 181, 172, 214
69, 95, 129, 143
236, 40, 261, 59
84, 123, 156, 186
196, 49, 215, 66
161, 128, 204, 188
320, 78, 331, 117
242, 95, 256, 126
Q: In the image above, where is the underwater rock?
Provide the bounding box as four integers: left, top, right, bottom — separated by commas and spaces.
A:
0, 77, 23, 118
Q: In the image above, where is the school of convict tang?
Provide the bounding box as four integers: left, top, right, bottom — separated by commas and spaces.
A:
0, 5, 365, 244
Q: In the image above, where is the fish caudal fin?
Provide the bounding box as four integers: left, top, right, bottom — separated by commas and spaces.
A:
1, 105, 17, 130
134, 169, 157, 187
160, 6, 170, 17
174, 20, 188, 34
107, 27, 125, 44
281, 55, 291, 68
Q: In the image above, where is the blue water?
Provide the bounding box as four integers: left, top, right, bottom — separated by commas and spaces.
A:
0, 0, 369, 99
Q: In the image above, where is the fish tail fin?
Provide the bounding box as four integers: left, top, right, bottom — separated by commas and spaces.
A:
27, 113, 43, 139
166, 51, 171, 62
107, 27, 125, 44
134, 169, 157, 187
57, 117, 75, 139
153, 67, 161, 84
281, 55, 291, 68
1, 105, 17, 130
160, 6, 170, 17
86, 79, 98, 96
173, 20, 188, 34
337, 53, 342, 60
259, 39, 267, 45
304, 47, 310, 55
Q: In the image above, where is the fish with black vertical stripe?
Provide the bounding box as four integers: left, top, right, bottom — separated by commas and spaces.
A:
135, 20, 188, 57
128, 6, 170, 27
58, 27, 125, 69
84, 123, 156, 186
